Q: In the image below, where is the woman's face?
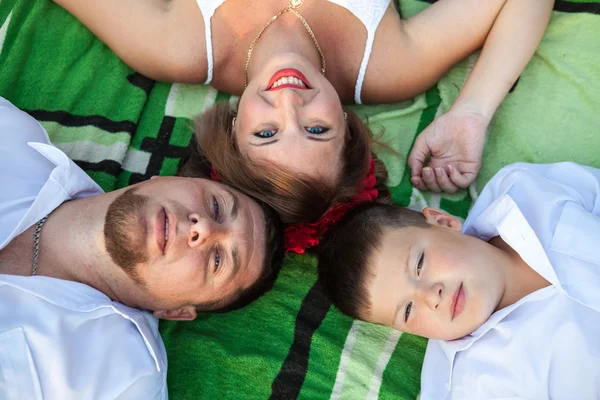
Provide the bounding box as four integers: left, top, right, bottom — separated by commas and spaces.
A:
235, 55, 346, 184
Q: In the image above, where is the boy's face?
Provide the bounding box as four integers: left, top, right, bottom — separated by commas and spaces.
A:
364, 208, 508, 340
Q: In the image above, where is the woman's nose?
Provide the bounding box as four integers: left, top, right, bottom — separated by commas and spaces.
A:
274, 88, 306, 109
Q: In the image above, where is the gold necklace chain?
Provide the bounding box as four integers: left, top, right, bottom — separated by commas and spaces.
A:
244, 0, 326, 88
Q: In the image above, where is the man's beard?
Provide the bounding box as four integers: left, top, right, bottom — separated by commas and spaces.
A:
103, 187, 150, 285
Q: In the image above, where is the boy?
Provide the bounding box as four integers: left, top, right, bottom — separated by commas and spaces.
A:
318, 162, 600, 399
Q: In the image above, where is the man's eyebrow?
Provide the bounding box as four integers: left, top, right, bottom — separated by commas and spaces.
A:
224, 188, 239, 220
249, 139, 279, 147
231, 245, 240, 279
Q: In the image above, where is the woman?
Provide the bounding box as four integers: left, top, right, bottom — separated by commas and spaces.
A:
54, 0, 554, 222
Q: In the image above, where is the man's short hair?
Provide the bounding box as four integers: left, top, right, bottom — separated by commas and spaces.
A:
317, 202, 430, 320
195, 200, 285, 313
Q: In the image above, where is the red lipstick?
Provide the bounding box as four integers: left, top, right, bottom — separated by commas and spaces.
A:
266, 68, 311, 90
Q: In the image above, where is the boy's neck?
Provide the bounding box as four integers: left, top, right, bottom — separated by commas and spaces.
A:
489, 236, 551, 311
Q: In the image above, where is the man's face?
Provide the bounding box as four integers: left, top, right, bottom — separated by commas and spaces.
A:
364, 209, 507, 340
103, 177, 266, 318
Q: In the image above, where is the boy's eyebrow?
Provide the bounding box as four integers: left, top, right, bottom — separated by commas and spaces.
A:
392, 243, 413, 324
393, 302, 402, 325
403, 243, 413, 276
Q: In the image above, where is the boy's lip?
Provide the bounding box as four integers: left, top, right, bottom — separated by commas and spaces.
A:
266, 68, 311, 90
451, 283, 465, 321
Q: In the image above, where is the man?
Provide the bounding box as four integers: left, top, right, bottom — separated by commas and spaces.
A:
0, 97, 284, 399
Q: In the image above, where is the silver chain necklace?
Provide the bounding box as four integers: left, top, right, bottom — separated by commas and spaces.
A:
32, 214, 50, 276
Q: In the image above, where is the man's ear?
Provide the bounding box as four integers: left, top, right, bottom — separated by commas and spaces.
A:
422, 208, 462, 231
153, 305, 197, 321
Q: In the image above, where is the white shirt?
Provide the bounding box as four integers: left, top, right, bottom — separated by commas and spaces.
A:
0, 97, 168, 400
421, 162, 600, 400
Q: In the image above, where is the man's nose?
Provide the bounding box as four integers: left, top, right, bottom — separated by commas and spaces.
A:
420, 282, 443, 310
187, 213, 226, 248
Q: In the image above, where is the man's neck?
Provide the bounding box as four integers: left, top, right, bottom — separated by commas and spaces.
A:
0, 195, 125, 302
490, 236, 551, 311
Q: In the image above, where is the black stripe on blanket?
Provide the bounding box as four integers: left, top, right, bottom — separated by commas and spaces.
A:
127, 73, 156, 97
419, 0, 600, 14
74, 159, 123, 177
129, 116, 191, 184
23, 109, 137, 135
555, 0, 600, 14
270, 281, 332, 400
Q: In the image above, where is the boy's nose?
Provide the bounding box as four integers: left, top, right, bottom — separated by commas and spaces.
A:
422, 282, 443, 310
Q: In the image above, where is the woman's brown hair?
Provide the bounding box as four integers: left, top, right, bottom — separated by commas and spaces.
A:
179, 102, 391, 224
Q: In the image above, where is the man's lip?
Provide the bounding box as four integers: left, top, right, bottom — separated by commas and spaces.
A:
155, 208, 166, 254
164, 208, 174, 254
451, 283, 465, 321
266, 68, 311, 90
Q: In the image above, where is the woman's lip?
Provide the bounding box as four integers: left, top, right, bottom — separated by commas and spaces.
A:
451, 283, 465, 321
266, 68, 311, 90
268, 83, 307, 91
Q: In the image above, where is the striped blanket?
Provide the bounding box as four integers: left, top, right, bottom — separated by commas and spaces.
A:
1, 0, 599, 398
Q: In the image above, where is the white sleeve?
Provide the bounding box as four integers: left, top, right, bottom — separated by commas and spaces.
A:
481, 162, 600, 216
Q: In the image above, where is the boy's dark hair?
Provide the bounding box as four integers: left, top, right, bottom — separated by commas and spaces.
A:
317, 202, 430, 320
194, 195, 286, 314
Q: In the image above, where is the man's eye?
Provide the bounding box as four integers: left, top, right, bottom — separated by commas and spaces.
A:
306, 126, 329, 135
214, 250, 221, 272
416, 252, 424, 276
212, 197, 220, 220
254, 129, 277, 138
404, 302, 413, 323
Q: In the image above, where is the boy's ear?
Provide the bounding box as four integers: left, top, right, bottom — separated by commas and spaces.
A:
422, 208, 462, 231
153, 305, 197, 321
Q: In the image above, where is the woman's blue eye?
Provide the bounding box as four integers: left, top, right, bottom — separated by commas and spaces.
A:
404, 302, 413, 323
254, 129, 277, 138
306, 126, 329, 135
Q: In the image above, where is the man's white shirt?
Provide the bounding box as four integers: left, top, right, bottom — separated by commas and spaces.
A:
0, 97, 168, 399
420, 162, 600, 400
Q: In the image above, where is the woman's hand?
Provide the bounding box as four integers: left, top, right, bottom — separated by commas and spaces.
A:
408, 110, 489, 193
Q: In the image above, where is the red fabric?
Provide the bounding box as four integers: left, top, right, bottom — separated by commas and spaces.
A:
210, 167, 221, 181
284, 158, 379, 255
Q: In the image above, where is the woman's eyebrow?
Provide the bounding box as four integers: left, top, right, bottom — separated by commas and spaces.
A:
249, 139, 279, 147
306, 135, 337, 142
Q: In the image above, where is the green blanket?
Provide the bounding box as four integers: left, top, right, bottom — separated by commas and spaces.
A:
1, 1, 599, 398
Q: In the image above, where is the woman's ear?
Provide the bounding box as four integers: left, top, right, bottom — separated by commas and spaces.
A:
422, 207, 462, 231
153, 305, 197, 321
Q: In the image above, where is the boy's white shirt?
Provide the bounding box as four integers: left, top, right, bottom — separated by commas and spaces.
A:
421, 162, 600, 400
0, 97, 168, 399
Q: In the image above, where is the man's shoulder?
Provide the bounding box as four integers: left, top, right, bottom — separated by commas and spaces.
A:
0, 275, 167, 399
0, 98, 51, 145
